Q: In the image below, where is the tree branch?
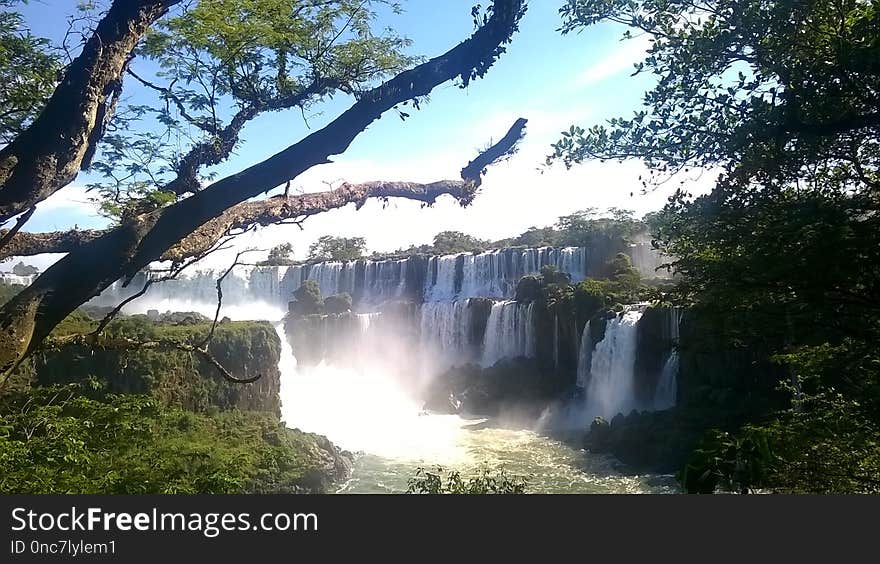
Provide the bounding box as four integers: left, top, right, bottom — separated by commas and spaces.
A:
0, 0, 527, 377
0, 113, 524, 261
0, 229, 103, 260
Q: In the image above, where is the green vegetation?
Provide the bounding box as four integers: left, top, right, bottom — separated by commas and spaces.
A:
406, 466, 527, 494
0, 384, 347, 494
0, 308, 349, 494
431, 230, 490, 254
556, 0, 880, 492
307, 236, 367, 262
259, 243, 296, 266
0, 0, 59, 143
287, 280, 352, 317
518, 255, 645, 317
289, 280, 324, 316
86, 0, 415, 220
369, 208, 652, 264
323, 293, 353, 314
9, 316, 282, 414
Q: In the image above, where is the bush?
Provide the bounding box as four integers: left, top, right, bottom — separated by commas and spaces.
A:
289, 280, 323, 316
0, 385, 346, 494
406, 466, 527, 494
323, 293, 352, 314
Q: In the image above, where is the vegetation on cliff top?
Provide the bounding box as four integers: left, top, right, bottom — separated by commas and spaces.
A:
0, 384, 348, 494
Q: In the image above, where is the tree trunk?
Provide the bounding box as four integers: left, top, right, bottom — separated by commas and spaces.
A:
0, 0, 180, 224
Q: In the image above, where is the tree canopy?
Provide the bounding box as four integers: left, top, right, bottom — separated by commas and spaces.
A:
307, 235, 366, 262
0, 0, 59, 144
554, 0, 880, 493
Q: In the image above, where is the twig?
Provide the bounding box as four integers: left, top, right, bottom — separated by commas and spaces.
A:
199, 248, 264, 349
0, 206, 36, 254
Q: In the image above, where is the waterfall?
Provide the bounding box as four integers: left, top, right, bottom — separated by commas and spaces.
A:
653, 351, 679, 410
425, 247, 589, 301
585, 309, 643, 419
652, 307, 682, 410
576, 322, 592, 387
426, 255, 459, 301
307, 261, 346, 297
419, 300, 475, 365
87, 246, 592, 313
480, 301, 535, 368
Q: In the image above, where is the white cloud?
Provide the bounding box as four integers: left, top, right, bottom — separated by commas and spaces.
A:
574, 35, 652, 88
5, 77, 712, 274
33, 185, 100, 214
199, 125, 716, 267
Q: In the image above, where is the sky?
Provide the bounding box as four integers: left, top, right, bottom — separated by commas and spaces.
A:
7, 0, 714, 271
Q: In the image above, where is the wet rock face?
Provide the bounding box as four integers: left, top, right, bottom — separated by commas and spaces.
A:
467, 298, 493, 348
284, 312, 363, 368
294, 433, 354, 493
423, 358, 560, 418
514, 275, 542, 303
24, 321, 283, 415
633, 307, 677, 406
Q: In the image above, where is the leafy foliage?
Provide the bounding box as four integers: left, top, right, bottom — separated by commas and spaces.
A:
307, 235, 366, 262
369, 207, 649, 262
406, 465, 527, 494
260, 242, 295, 266
553, 0, 880, 191
0, 385, 342, 494
323, 292, 352, 314
87, 0, 416, 219
0, 0, 60, 143
681, 391, 880, 494
431, 230, 489, 254
289, 280, 324, 316
555, 0, 880, 493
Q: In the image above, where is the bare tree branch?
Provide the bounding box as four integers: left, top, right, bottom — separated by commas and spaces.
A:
0, 229, 103, 260
0, 207, 36, 252
199, 248, 264, 349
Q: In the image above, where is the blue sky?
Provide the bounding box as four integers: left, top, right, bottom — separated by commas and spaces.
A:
10, 1, 711, 269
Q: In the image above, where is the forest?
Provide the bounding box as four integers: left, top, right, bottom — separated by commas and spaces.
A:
0, 0, 877, 495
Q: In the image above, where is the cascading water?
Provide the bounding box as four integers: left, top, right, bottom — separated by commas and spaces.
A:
576, 323, 592, 388
5, 240, 677, 493
652, 307, 682, 410
653, 352, 679, 410
480, 301, 535, 367
273, 322, 674, 494
425, 247, 589, 300
585, 310, 643, 420
419, 300, 477, 369
88, 246, 592, 313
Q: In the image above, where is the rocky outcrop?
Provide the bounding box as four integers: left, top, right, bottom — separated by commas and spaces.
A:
582, 400, 777, 473
582, 307, 789, 473
18, 320, 283, 415
423, 358, 562, 419
283, 429, 353, 493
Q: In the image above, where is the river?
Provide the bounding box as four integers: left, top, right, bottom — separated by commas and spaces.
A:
276, 324, 676, 494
